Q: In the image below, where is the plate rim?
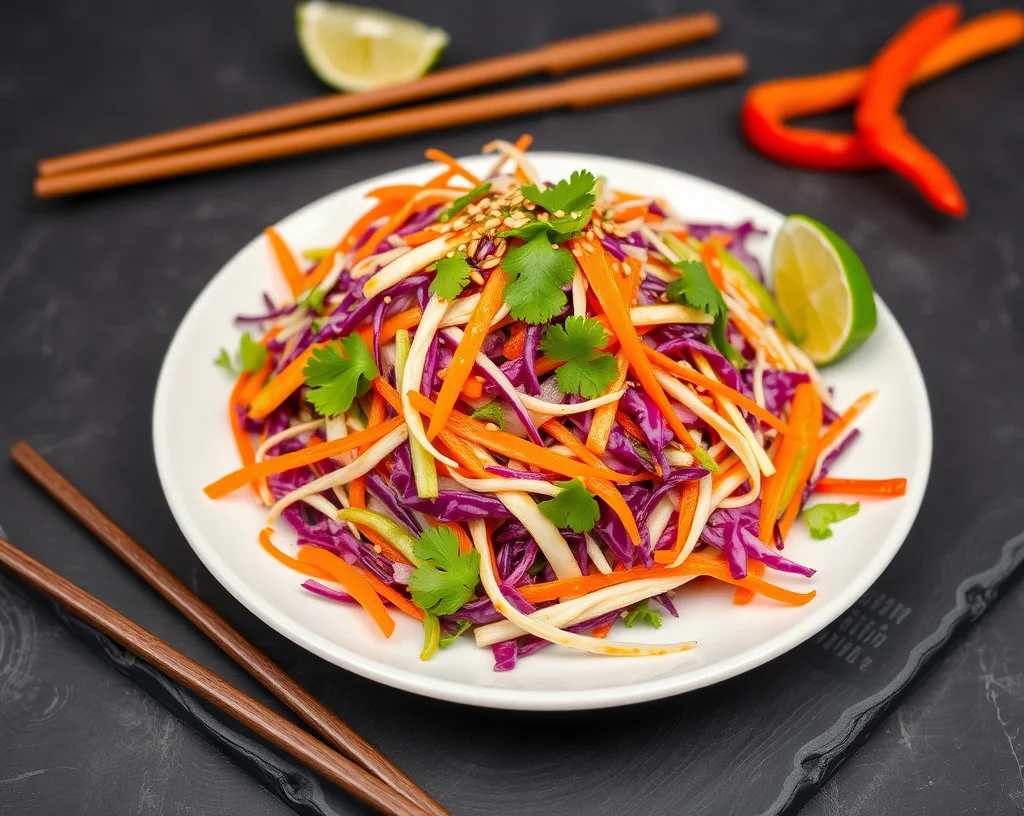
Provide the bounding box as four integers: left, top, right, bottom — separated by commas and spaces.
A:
153, 151, 933, 710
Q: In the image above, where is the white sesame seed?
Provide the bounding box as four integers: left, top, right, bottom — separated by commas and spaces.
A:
554, 210, 566, 218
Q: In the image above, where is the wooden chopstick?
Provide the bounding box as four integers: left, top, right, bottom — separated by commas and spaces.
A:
34, 52, 746, 198
0, 535, 434, 816
10, 442, 447, 816
38, 12, 720, 177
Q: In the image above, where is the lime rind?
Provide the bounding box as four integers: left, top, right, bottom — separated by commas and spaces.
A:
296, 2, 449, 93
773, 214, 877, 365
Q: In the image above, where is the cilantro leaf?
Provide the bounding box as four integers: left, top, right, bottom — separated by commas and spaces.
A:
521, 170, 596, 216
471, 402, 505, 429
214, 332, 268, 375
666, 259, 745, 369
538, 479, 600, 533
499, 210, 592, 243
623, 600, 662, 629
214, 348, 236, 373
302, 334, 379, 417
539, 317, 617, 399
502, 232, 577, 324
430, 251, 473, 301
408, 527, 481, 616
439, 618, 472, 649
803, 502, 860, 540
439, 182, 491, 222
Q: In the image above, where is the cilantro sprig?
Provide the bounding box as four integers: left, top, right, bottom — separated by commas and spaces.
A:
430, 251, 473, 301
666, 259, 745, 369
521, 170, 596, 217
501, 232, 577, 324
498, 170, 598, 324
439, 182, 491, 222
215, 332, 268, 375
538, 479, 600, 533
302, 334, 379, 417
803, 502, 860, 540
471, 402, 505, 429
408, 527, 481, 616
539, 317, 618, 399
500, 169, 596, 243
623, 600, 662, 629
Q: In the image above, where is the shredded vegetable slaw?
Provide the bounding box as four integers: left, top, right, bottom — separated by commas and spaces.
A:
206, 138, 906, 670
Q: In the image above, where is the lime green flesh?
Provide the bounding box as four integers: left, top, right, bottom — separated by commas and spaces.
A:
771, 215, 877, 365
296, 2, 449, 93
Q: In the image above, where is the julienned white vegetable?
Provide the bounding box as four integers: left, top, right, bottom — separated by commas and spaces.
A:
399, 295, 458, 468
266, 424, 409, 522
654, 368, 763, 503
469, 520, 695, 656
668, 474, 713, 569
362, 235, 455, 298
517, 389, 625, 417
395, 328, 439, 499
497, 492, 582, 580
629, 303, 714, 327
473, 572, 698, 647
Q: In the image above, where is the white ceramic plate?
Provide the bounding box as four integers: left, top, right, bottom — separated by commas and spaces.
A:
153, 152, 931, 711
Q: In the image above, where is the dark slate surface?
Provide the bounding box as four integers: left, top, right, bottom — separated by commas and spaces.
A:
2, 0, 1023, 814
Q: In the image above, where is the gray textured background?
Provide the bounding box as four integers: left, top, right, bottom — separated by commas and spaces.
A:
2, 0, 1023, 813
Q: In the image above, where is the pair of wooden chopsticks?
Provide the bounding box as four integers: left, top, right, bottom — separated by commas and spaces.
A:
2, 442, 444, 816
35, 13, 746, 197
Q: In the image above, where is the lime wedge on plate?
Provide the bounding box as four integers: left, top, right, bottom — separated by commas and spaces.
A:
772, 215, 877, 364
296, 2, 449, 93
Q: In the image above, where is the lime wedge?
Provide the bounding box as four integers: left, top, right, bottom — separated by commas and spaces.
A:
771, 215, 877, 365
296, 2, 449, 93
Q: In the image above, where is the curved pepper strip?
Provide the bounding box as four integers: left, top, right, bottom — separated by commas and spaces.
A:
855, 4, 965, 217
741, 9, 1024, 209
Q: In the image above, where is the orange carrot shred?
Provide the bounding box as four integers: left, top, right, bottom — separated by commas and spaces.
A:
204, 416, 404, 499
297, 546, 395, 637
427, 268, 508, 439
424, 148, 482, 185
259, 528, 333, 579
813, 477, 907, 497
264, 227, 305, 297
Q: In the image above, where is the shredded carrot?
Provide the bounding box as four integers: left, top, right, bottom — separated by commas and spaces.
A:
354, 189, 457, 263
451, 522, 474, 556
541, 419, 611, 472
357, 306, 423, 349
408, 390, 635, 484
228, 371, 262, 499
248, 343, 324, 420
401, 227, 445, 247
364, 183, 428, 201
461, 376, 485, 401
297, 546, 395, 637
503, 323, 527, 359
425, 148, 481, 186
814, 477, 907, 497
574, 236, 699, 450
238, 357, 273, 408
428, 268, 508, 439
586, 351, 629, 455
204, 416, 404, 499
264, 227, 306, 297
592, 621, 613, 639
733, 561, 766, 605
654, 480, 701, 563
818, 391, 877, 453
643, 345, 798, 438
584, 477, 641, 545
518, 551, 815, 607
699, 241, 726, 290
260, 528, 333, 579
614, 411, 647, 442
612, 204, 649, 222
758, 383, 817, 543
779, 387, 824, 537
348, 476, 366, 510
711, 458, 747, 491
355, 566, 424, 621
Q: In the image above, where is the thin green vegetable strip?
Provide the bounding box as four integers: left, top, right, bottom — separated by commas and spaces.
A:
336, 508, 422, 565
396, 329, 439, 499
